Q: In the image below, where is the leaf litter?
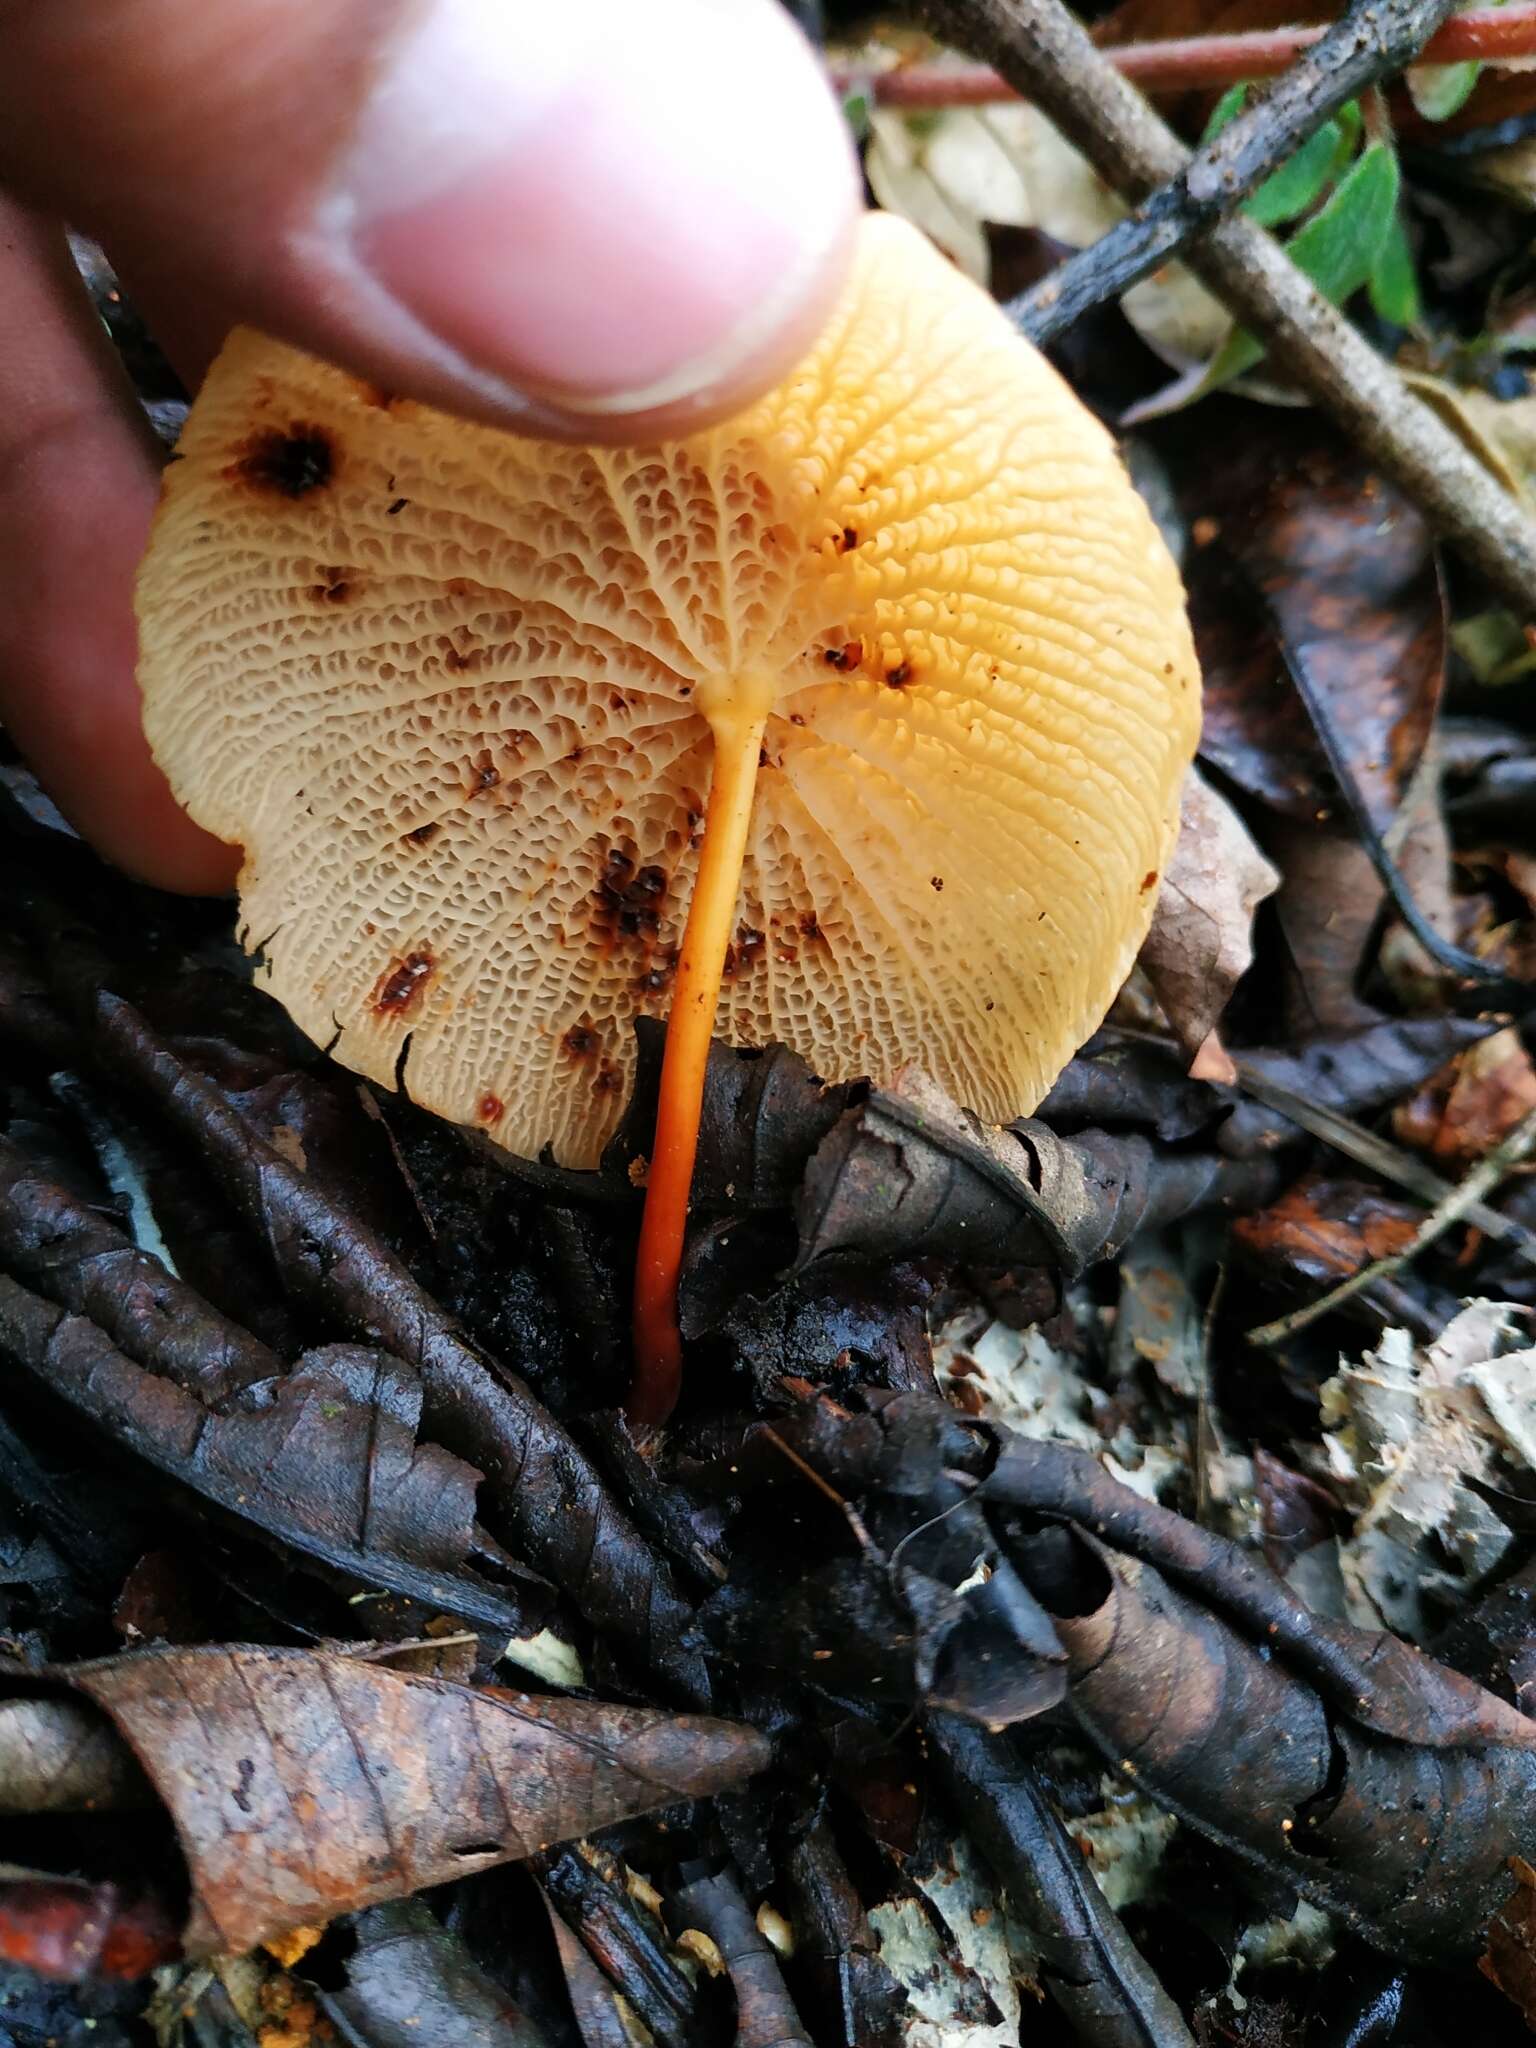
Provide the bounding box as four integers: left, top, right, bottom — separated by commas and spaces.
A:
15, 29, 1536, 2045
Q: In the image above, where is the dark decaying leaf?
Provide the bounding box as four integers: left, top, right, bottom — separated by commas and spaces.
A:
680, 1239, 936, 1399
540, 1888, 637, 2048
672, 1869, 812, 2048
14, 1643, 768, 1957
613, 1020, 858, 1209
1254, 1448, 1341, 1575
1228, 1015, 1503, 1155
1016, 1534, 1536, 1958
317, 1901, 550, 2048
1043, 1015, 1499, 1162
0, 1132, 280, 1407
0, 1275, 538, 1637
22, 958, 706, 1703
931, 1713, 1196, 2048
1176, 411, 1445, 841
973, 1421, 1536, 1752
796, 1068, 1279, 1276
1041, 1029, 1224, 1142
754, 1393, 1536, 1959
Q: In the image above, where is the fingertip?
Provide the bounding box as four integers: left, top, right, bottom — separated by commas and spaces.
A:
314, 0, 861, 433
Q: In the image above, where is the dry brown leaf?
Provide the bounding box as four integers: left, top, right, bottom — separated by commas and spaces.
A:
30, 1644, 769, 1957
1138, 768, 1280, 1062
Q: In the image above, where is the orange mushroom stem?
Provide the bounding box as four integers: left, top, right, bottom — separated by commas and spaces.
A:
630, 676, 773, 1427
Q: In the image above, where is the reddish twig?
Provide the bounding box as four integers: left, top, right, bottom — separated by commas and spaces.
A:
833, 5, 1536, 103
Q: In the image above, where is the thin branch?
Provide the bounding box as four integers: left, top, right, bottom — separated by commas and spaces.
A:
1011, 0, 1459, 347
918, 0, 1536, 616
1247, 1101, 1536, 1343
836, 6, 1536, 103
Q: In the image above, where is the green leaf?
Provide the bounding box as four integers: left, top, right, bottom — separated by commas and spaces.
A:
1406, 58, 1483, 121
1199, 83, 1250, 144
1243, 116, 1349, 227
1205, 142, 1401, 387
842, 86, 872, 142
1369, 211, 1422, 326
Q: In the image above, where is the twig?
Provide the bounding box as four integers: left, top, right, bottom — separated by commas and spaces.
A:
1247, 1102, 1536, 1343
673, 1870, 813, 2048
917, 0, 1536, 616
836, 6, 1536, 102
1010, 0, 1459, 349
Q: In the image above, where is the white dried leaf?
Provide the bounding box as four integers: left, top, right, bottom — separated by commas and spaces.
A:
868, 1834, 1033, 2048
1320, 1301, 1529, 1637
934, 1314, 1182, 1499
1070, 1779, 1178, 1911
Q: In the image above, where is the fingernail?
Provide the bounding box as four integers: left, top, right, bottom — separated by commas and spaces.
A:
314, 0, 859, 421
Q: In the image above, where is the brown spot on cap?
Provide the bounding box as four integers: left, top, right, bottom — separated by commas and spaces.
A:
593, 849, 669, 945
1141, 870, 1158, 891
229, 423, 334, 498
562, 1021, 600, 1060
885, 663, 912, 688
931, 876, 944, 891
799, 909, 824, 943
404, 821, 441, 846
372, 950, 434, 1016
312, 567, 352, 603
477, 1093, 504, 1122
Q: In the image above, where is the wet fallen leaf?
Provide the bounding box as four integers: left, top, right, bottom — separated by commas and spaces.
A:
1393, 1025, 1536, 1172
674, 1871, 811, 2048
1232, 1173, 1422, 1296
0, 1875, 180, 1984
25, 958, 708, 1704
798, 1066, 1278, 1277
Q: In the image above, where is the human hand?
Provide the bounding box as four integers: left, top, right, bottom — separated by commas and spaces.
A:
0, 0, 858, 891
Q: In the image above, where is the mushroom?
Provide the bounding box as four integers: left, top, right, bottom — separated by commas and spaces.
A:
136, 211, 1199, 1424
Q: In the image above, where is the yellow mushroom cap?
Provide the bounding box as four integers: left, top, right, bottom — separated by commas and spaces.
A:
136, 212, 1199, 1169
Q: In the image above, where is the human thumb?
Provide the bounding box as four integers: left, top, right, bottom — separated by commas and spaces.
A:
0, 0, 859, 437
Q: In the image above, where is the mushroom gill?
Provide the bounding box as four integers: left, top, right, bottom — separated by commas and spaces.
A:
136, 210, 1200, 1420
